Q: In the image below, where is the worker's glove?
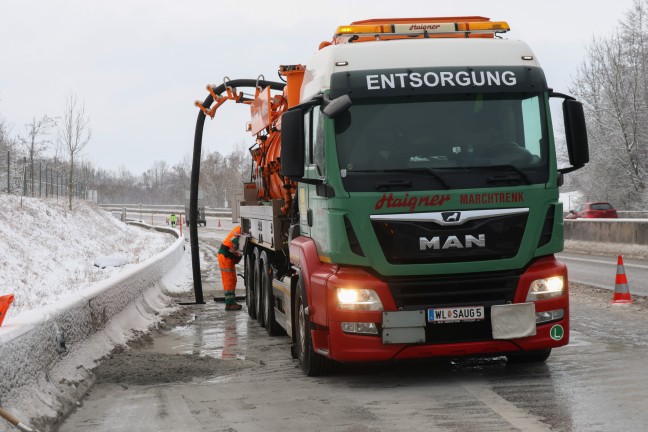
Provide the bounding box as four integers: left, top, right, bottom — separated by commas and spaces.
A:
234, 254, 242, 264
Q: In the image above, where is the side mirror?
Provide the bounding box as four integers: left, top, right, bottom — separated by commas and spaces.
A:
280, 109, 305, 179
569, 210, 575, 214
551, 92, 589, 174
323, 94, 352, 118
563, 99, 589, 169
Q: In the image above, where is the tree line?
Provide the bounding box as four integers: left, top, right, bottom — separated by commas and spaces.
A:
88, 146, 251, 207
2, 92, 251, 208
567, 0, 648, 210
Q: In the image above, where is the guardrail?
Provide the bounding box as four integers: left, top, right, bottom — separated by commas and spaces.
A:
98, 204, 233, 218
564, 219, 648, 245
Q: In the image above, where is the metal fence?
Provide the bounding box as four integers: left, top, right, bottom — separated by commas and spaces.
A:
1, 150, 87, 199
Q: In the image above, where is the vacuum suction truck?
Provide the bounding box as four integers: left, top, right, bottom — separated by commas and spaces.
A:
193, 16, 589, 375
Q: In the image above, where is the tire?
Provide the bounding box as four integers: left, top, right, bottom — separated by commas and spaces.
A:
261, 252, 283, 336
254, 250, 265, 327
506, 349, 551, 364
294, 278, 333, 376
244, 250, 257, 319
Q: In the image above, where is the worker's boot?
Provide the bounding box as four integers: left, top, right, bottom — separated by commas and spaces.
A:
224, 291, 242, 311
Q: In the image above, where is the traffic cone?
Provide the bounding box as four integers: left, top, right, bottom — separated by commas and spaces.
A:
0, 294, 14, 327
612, 255, 633, 304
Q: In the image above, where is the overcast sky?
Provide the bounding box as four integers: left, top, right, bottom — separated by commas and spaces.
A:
0, 0, 637, 175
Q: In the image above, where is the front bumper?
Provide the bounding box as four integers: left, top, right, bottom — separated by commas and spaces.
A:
318, 256, 569, 363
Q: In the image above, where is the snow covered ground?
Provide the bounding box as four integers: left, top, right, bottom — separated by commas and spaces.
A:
0, 195, 178, 318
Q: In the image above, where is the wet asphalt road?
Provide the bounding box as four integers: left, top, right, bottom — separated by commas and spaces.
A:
57, 217, 648, 431
557, 252, 648, 296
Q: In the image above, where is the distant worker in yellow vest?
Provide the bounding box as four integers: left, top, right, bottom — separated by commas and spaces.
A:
170, 213, 177, 228
218, 225, 243, 311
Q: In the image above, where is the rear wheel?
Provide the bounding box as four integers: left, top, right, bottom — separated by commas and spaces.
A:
244, 250, 257, 319
506, 349, 551, 364
254, 250, 265, 327
261, 252, 283, 336
294, 279, 332, 376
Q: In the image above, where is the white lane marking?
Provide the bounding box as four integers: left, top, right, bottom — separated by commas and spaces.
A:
462, 382, 552, 432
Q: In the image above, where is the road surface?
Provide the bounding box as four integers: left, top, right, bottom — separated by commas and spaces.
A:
56, 219, 648, 432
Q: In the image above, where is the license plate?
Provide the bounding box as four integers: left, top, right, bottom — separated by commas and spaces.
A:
427, 306, 485, 323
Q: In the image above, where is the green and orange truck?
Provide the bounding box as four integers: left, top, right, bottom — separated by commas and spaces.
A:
194, 16, 589, 375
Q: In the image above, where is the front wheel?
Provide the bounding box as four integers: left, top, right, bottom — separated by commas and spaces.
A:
506, 349, 551, 364
294, 279, 332, 376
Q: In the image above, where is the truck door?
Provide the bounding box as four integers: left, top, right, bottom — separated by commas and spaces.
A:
299, 107, 327, 238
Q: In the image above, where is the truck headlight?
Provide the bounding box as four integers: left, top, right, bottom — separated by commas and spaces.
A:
336, 288, 384, 311
526, 276, 565, 301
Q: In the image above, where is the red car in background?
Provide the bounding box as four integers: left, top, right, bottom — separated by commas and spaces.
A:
565, 202, 619, 219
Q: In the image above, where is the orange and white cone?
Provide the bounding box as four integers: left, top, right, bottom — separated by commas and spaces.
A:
0, 294, 14, 326
612, 255, 633, 304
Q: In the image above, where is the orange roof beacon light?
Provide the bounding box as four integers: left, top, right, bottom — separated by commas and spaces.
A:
331, 17, 510, 44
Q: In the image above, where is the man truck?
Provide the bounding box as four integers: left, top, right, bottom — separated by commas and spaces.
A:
193, 16, 589, 375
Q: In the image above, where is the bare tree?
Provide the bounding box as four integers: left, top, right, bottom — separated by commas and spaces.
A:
0, 115, 15, 153
570, 0, 648, 209
58, 92, 91, 210
18, 115, 56, 196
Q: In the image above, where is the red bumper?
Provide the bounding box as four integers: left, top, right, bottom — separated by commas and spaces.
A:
316, 256, 569, 363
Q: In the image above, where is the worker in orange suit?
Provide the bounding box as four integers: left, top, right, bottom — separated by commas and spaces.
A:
218, 225, 243, 311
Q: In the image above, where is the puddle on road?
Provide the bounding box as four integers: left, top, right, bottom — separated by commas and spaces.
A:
142, 297, 252, 361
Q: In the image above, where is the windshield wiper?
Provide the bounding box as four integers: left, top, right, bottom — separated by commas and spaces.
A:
434, 165, 532, 185
483, 165, 532, 185
370, 168, 450, 189
375, 179, 412, 190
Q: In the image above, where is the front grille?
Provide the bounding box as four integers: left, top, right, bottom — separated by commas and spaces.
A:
385, 270, 521, 344
372, 212, 528, 264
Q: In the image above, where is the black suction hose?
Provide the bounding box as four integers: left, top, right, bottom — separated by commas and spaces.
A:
190, 79, 285, 304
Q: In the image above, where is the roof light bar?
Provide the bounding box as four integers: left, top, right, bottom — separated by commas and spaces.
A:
333, 19, 510, 42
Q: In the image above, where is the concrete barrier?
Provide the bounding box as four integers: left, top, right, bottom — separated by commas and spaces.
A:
564, 219, 648, 245
0, 226, 185, 432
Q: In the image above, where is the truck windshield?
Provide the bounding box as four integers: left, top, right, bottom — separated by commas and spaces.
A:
334, 93, 550, 191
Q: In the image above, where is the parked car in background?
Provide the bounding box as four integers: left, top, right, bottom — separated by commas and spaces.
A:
565, 202, 619, 219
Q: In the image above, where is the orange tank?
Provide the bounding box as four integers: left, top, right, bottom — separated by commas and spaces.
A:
249, 65, 304, 208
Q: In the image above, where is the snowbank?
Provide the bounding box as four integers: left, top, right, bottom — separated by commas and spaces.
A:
0, 197, 192, 431
0, 195, 176, 316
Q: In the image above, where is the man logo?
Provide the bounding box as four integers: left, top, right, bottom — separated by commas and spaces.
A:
442, 212, 461, 222
420, 234, 486, 250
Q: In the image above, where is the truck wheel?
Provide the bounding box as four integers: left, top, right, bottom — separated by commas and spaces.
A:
261, 252, 283, 336
506, 349, 551, 364
244, 251, 257, 320
254, 251, 265, 327
294, 279, 332, 376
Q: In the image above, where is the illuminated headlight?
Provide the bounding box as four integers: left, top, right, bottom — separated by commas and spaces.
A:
341, 322, 379, 335
336, 288, 384, 311
526, 276, 565, 301
536, 309, 565, 324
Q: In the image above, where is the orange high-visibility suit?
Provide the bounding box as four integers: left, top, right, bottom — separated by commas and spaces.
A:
218, 226, 242, 309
